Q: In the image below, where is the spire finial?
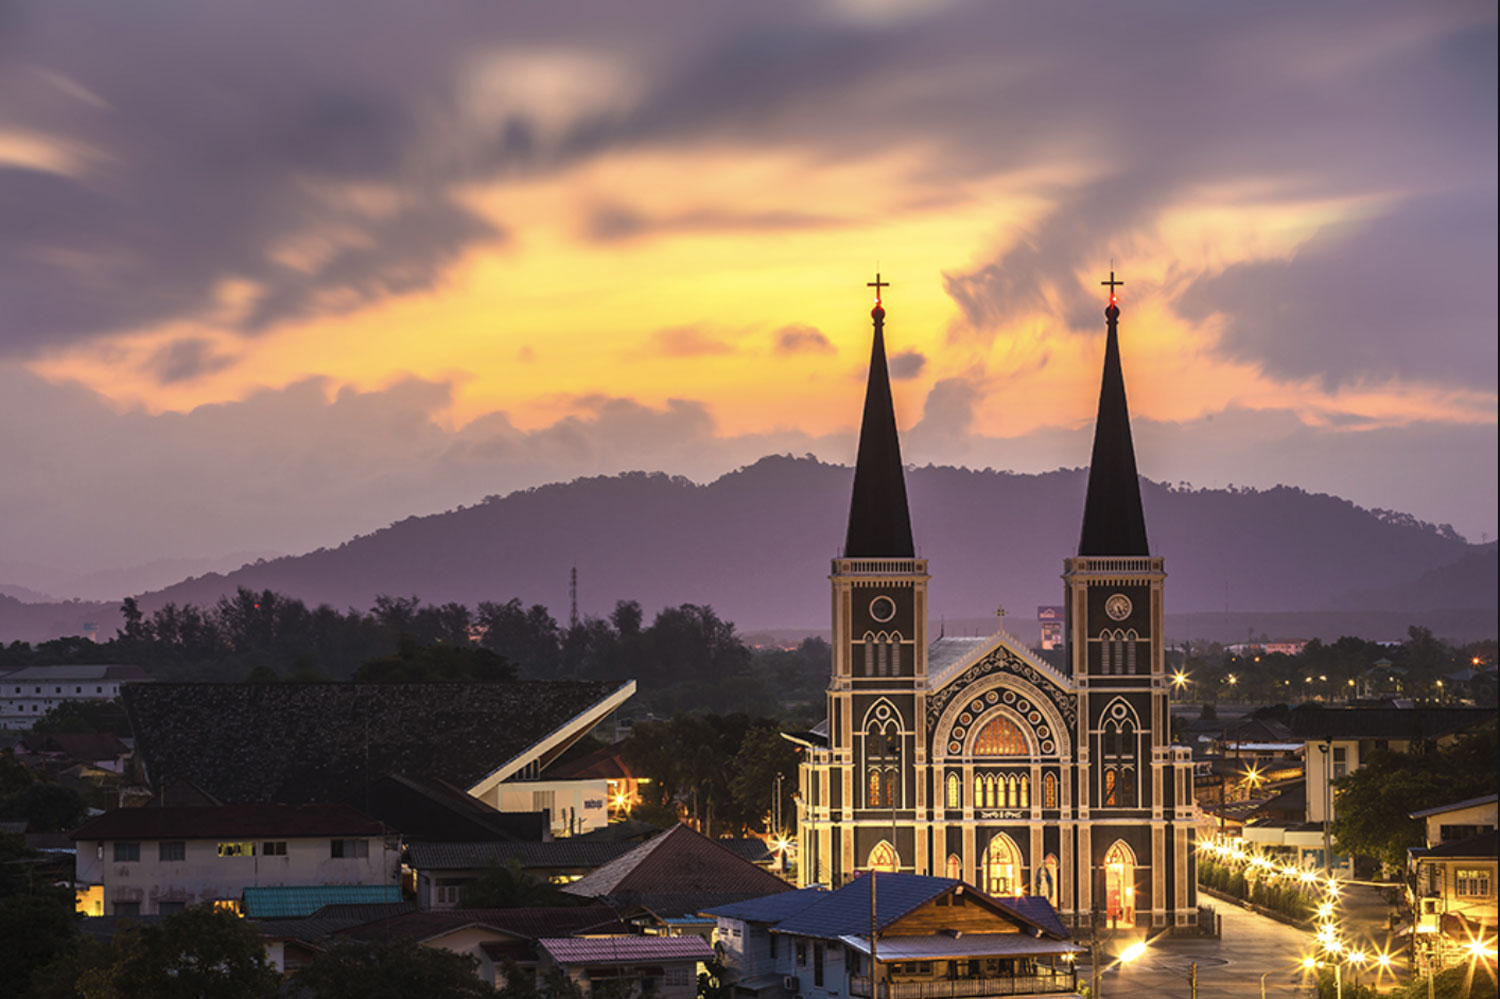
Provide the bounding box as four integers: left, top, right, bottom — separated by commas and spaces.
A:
1101, 267, 1124, 314
867, 272, 890, 317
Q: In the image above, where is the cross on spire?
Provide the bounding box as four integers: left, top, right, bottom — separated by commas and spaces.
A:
1101, 269, 1124, 304
867, 272, 890, 305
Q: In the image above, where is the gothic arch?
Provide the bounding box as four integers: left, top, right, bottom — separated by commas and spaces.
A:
1035, 854, 1059, 906
861, 697, 904, 731
946, 854, 961, 879
868, 840, 897, 873
979, 832, 1024, 896
1102, 840, 1137, 926
932, 674, 1071, 763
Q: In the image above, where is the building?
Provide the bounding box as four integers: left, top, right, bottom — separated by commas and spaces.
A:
1408, 794, 1497, 973
0, 664, 150, 729
122, 679, 634, 835
797, 277, 1198, 932
409, 839, 638, 907
538, 935, 714, 999
71, 803, 397, 917
1037, 608, 1064, 652
704, 872, 1083, 999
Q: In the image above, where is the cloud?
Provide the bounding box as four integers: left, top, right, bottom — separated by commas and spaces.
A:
1175, 193, 1498, 390
583, 203, 839, 244
147, 338, 238, 384
889, 349, 926, 380
652, 327, 735, 357
775, 325, 835, 355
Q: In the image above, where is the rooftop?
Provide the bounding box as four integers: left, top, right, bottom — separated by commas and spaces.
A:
1410, 794, 1498, 819
1288, 706, 1494, 741
407, 839, 636, 871
243, 885, 403, 919
71, 803, 386, 841
563, 824, 794, 901
539, 935, 715, 965
124, 680, 631, 804
1, 664, 151, 682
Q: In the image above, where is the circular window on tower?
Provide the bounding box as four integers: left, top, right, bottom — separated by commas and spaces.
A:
869, 596, 897, 622
1105, 593, 1133, 621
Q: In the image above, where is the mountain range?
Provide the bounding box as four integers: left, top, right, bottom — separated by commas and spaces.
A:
2, 456, 1491, 644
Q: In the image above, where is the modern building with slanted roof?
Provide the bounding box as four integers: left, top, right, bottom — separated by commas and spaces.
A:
704, 873, 1082, 999
123, 679, 634, 835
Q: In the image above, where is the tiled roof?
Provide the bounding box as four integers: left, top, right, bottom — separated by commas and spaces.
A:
0, 664, 151, 682
562, 824, 794, 900
717, 839, 774, 864
772, 874, 955, 939
627, 892, 784, 918
407, 840, 635, 871
1288, 706, 1493, 741
123, 680, 629, 804
1410, 794, 1498, 818
71, 803, 386, 841
20, 732, 130, 761
701, 886, 829, 923
1420, 831, 1498, 859
335, 906, 629, 944
243, 885, 402, 918
539, 935, 714, 964
990, 896, 1070, 940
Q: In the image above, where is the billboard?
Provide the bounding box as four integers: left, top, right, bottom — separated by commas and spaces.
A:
1038, 606, 1065, 650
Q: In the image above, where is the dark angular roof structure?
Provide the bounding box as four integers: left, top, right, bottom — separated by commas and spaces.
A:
356, 774, 545, 843
844, 300, 915, 559
562, 824, 794, 904
124, 680, 629, 804
1077, 300, 1150, 557
1417, 831, 1498, 859
1287, 705, 1494, 741
334, 905, 630, 944
71, 803, 385, 841
407, 839, 636, 872
700, 886, 829, 923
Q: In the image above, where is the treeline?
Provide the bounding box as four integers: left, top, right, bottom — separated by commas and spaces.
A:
0, 588, 833, 720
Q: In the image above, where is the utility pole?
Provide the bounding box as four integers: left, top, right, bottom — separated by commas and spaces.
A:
870, 869, 880, 999
1191, 961, 1198, 999
569, 566, 579, 630
1090, 900, 1101, 999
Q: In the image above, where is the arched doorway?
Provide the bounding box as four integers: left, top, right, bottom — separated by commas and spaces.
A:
1103, 841, 1136, 927
868, 841, 897, 873
980, 833, 1023, 896
946, 854, 961, 879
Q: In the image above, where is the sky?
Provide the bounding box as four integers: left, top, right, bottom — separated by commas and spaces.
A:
0, 0, 1495, 585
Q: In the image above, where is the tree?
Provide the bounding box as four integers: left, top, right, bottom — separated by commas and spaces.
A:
0, 782, 87, 833
106, 907, 281, 999
354, 637, 515, 683
460, 857, 577, 909
0, 890, 78, 997
729, 723, 801, 835
32, 698, 131, 737
1331, 729, 1499, 868
295, 939, 497, 999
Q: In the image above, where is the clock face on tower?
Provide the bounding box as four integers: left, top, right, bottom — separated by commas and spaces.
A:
869, 595, 897, 623
1104, 593, 1132, 621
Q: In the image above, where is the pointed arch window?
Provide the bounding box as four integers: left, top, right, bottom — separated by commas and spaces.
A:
1043, 773, 1058, 809
863, 635, 875, 676
945, 772, 961, 808
946, 854, 961, 879
1125, 630, 1138, 673
888, 637, 901, 676
868, 769, 884, 807
973, 716, 1028, 756
868, 841, 897, 873
980, 834, 1023, 896
1019, 775, 1030, 808
877, 637, 890, 676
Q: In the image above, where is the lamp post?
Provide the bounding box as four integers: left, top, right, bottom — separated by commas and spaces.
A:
1316, 740, 1332, 878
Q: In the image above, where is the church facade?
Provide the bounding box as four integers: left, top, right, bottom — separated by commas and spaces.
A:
796, 277, 1199, 931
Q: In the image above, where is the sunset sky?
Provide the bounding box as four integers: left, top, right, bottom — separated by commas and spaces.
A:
1, 0, 1495, 583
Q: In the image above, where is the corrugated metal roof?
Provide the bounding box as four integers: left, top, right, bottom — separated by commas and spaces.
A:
1410, 793, 1498, 818
243, 885, 402, 918
772, 874, 955, 939
839, 933, 1084, 959
991, 896, 1070, 940
539, 935, 713, 964
701, 886, 829, 923
407, 839, 634, 870
72, 803, 387, 841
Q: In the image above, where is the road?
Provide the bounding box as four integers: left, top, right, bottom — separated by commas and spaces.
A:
1085, 901, 1407, 999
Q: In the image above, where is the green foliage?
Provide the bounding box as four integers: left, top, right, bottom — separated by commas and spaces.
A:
728, 723, 801, 835
0, 889, 77, 997
106, 907, 281, 999
0, 782, 87, 833
698, 957, 732, 999
1386, 965, 1499, 999
355, 635, 516, 683
31, 699, 132, 738
295, 938, 497, 999
496, 964, 586, 999
1313, 968, 1380, 999
460, 857, 578, 909
1331, 728, 1499, 868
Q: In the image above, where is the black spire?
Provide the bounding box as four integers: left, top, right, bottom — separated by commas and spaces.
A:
844, 275, 915, 558
1078, 272, 1150, 556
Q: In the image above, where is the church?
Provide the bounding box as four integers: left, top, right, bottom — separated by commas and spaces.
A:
795, 274, 1199, 933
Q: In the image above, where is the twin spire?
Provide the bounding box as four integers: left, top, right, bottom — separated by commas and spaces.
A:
844, 273, 915, 558
841, 269, 1150, 560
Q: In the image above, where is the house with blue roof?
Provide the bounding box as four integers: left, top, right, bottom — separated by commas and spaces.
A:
702, 873, 1083, 999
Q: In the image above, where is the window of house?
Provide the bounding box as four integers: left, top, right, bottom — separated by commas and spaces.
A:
217, 842, 255, 858
796, 941, 807, 966
159, 841, 185, 862
156, 901, 185, 915
113, 842, 140, 862
263, 841, 287, 856
666, 967, 691, 988
436, 883, 462, 906
1457, 869, 1492, 897
114, 901, 140, 917
332, 838, 369, 859
813, 943, 825, 987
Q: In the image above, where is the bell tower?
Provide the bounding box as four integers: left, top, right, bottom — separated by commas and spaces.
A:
825, 274, 929, 882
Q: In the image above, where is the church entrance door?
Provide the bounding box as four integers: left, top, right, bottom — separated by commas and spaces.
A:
980, 834, 1022, 896
1103, 841, 1136, 927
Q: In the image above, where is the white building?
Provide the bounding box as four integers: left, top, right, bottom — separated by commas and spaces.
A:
71, 803, 397, 917
0, 664, 150, 729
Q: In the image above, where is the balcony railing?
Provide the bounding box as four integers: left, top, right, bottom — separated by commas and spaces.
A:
1066, 556, 1163, 575
849, 972, 1078, 998
832, 558, 929, 576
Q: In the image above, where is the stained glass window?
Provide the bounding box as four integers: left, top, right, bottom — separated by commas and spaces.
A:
973, 716, 1028, 756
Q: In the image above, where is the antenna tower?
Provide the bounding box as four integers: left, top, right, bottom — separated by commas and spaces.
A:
569, 566, 579, 630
